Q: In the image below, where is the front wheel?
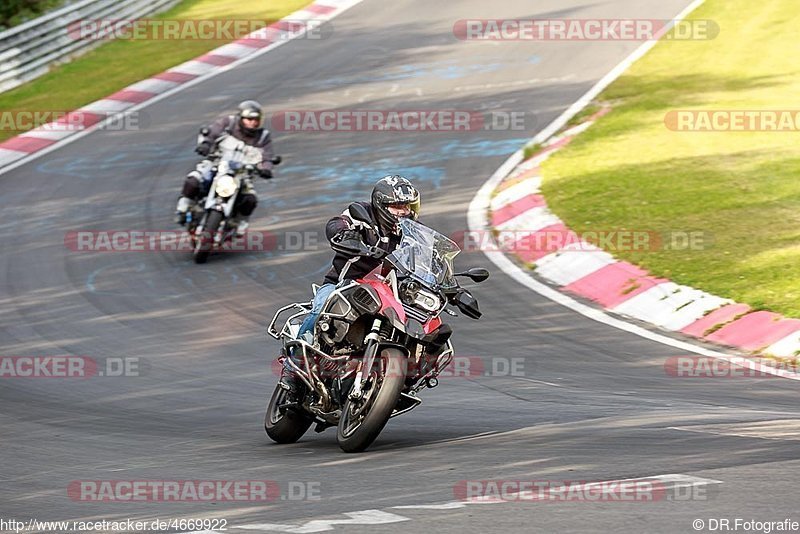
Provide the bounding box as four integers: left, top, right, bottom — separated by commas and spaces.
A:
193, 210, 223, 264
337, 348, 407, 453
265, 384, 313, 444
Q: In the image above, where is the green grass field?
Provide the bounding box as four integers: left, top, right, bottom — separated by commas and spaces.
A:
1, 1, 69, 29
0, 0, 311, 142
540, 0, 800, 317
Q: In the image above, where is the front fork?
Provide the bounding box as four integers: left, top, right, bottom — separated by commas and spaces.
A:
348, 318, 383, 401
194, 205, 233, 244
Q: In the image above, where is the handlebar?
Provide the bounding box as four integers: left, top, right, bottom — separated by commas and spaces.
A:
330, 234, 385, 259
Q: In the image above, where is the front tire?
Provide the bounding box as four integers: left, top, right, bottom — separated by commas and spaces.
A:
265, 384, 313, 444
336, 348, 406, 453
193, 210, 223, 264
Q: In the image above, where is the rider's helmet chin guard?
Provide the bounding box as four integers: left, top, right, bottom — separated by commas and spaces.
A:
371, 175, 420, 236
237, 100, 263, 136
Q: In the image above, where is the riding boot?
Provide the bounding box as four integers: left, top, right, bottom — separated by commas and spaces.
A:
174, 197, 195, 225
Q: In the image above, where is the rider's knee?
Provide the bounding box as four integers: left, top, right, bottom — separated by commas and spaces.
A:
237, 194, 257, 216
182, 174, 202, 199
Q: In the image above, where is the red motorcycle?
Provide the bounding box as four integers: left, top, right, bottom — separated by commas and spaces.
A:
266, 208, 488, 452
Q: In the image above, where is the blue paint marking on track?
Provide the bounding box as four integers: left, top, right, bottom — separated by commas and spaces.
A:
436, 138, 529, 158
33, 136, 527, 181
35, 143, 196, 178
275, 137, 528, 200
34, 136, 529, 232
313, 60, 506, 88
278, 162, 443, 194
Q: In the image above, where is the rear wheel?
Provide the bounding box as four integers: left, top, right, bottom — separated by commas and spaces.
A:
193, 210, 223, 264
265, 384, 313, 444
336, 348, 406, 453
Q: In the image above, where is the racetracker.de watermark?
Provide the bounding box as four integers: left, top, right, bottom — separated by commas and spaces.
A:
67, 480, 321, 502
453, 479, 711, 502
453, 19, 719, 41
452, 230, 712, 253
665, 356, 799, 379
665, 110, 800, 132
64, 230, 276, 253
274, 355, 528, 379
68, 19, 327, 41
268, 110, 529, 132
0, 356, 144, 378
64, 230, 380, 253
0, 110, 145, 133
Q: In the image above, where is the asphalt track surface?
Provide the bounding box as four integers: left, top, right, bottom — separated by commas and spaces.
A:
2, 1, 800, 532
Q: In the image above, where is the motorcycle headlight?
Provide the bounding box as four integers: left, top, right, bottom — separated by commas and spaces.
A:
413, 289, 441, 313
215, 175, 237, 198
400, 280, 420, 306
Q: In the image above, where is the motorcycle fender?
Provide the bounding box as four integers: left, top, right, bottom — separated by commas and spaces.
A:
374, 342, 410, 382
376, 342, 409, 355
204, 186, 218, 210
376, 342, 410, 363
221, 191, 238, 218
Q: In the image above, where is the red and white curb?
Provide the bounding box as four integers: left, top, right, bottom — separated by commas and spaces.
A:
0, 0, 363, 173
467, 0, 800, 375
487, 114, 800, 360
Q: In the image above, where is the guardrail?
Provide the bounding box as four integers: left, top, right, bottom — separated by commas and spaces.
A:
0, 0, 180, 94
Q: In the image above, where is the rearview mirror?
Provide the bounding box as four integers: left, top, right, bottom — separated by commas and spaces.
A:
271, 155, 282, 165
455, 267, 490, 283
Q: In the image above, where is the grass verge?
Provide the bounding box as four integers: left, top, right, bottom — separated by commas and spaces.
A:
1, 0, 69, 30
540, 0, 800, 317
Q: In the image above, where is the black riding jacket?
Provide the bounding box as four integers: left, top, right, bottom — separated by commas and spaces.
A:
323, 202, 400, 285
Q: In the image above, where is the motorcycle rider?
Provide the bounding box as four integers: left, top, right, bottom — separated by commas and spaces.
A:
174, 100, 275, 234
278, 175, 421, 394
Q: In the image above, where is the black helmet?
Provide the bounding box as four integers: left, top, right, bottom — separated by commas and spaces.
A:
371, 175, 420, 235
237, 100, 263, 135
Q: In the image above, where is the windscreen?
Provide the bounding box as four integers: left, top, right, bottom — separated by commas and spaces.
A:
216, 135, 262, 169
389, 219, 461, 288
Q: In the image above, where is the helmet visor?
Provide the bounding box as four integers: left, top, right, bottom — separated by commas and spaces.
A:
387, 199, 420, 220
240, 109, 261, 120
